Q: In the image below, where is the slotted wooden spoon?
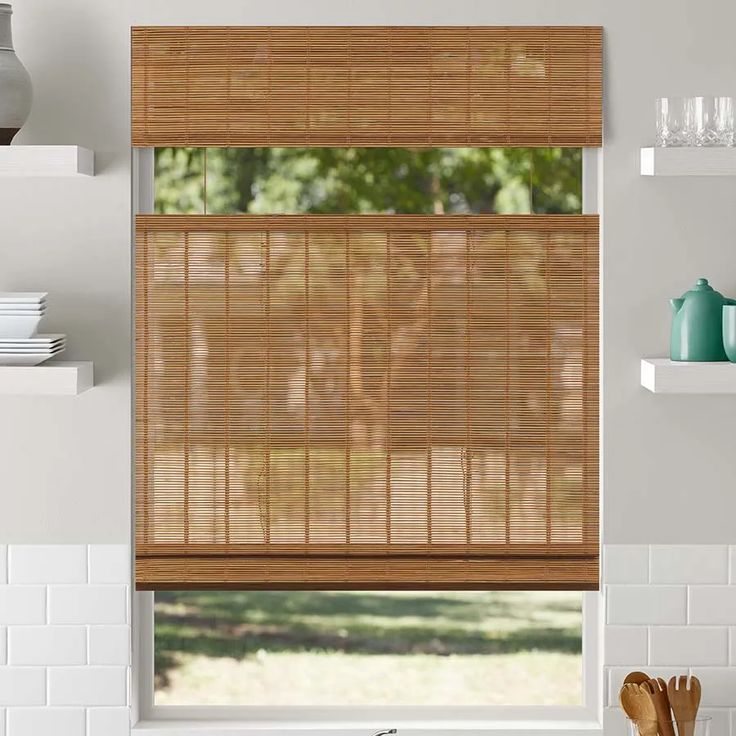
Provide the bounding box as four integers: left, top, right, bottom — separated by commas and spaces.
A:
642, 678, 676, 736
667, 675, 701, 736
620, 683, 658, 736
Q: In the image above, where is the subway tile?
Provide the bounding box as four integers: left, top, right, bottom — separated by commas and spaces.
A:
0, 546, 6, 584
48, 666, 127, 706
7, 708, 85, 736
89, 625, 130, 665
692, 668, 736, 707
9, 625, 86, 665
8, 545, 87, 584
87, 707, 130, 736
0, 587, 45, 625
607, 585, 687, 625
605, 626, 647, 666
690, 586, 736, 625
698, 708, 730, 736
602, 707, 627, 736
650, 545, 729, 584
89, 545, 130, 584
0, 668, 45, 705
49, 585, 127, 624
0, 627, 5, 665
650, 627, 728, 666
604, 546, 649, 584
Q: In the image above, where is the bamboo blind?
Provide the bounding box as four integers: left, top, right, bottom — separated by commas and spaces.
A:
131, 26, 602, 148
135, 214, 599, 589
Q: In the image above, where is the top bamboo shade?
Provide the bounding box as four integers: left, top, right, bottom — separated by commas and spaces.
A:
135, 214, 599, 590
131, 26, 602, 148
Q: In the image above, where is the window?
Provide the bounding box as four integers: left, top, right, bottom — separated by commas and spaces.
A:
133, 25, 602, 729
153, 147, 583, 216
154, 590, 583, 707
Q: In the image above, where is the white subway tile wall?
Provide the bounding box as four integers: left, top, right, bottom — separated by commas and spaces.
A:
0, 545, 130, 736
88, 545, 130, 585
89, 626, 130, 665
604, 545, 649, 584
1, 543, 735, 735
605, 545, 736, 736
7, 707, 85, 736
88, 706, 130, 736
8, 545, 87, 585
650, 545, 729, 585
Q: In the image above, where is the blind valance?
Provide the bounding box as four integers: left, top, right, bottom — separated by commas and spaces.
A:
135, 214, 599, 590
131, 26, 602, 148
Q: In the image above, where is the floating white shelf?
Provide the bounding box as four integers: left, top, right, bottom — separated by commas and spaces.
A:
641, 147, 736, 176
0, 361, 93, 395
0, 146, 94, 177
641, 358, 736, 394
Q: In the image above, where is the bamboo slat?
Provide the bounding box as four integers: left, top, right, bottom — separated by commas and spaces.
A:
135, 214, 599, 589
132, 26, 602, 148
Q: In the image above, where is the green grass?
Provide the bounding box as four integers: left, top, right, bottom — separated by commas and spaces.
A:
154, 590, 582, 706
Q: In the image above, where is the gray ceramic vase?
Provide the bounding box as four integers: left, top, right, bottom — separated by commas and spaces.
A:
0, 3, 31, 145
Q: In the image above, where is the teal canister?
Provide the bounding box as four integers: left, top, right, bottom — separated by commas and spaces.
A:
670, 278, 736, 361
724, 305, 736, 362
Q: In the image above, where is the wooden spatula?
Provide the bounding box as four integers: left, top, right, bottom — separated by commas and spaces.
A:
620, 682, 658, 736
642, 678, 676, 736
667, 675, 701, 736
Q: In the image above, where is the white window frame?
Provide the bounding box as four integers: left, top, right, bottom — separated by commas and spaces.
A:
131, 146, 604, 736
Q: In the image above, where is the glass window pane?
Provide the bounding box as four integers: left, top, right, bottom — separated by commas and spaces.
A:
154, 590, 582, 706
153, 147, 582, 215
154, 148, 205, 214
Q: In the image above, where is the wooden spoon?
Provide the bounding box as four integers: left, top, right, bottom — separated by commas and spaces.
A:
642, 678, 676, 736
667, 675, 701, 736
624, 671, 651, 686
620, 682, 658, 736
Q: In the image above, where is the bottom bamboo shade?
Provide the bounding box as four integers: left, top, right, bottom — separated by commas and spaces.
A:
135, 214, 599, 590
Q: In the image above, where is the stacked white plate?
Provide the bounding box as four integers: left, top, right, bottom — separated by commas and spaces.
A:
0, 334, 66, 366
0, 293, 66, 365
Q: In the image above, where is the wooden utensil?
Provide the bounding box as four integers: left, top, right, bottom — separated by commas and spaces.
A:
667, 675, 701, 736
624, 671, 651, 686
642, 678, 676, 736
620, 682, 658, 736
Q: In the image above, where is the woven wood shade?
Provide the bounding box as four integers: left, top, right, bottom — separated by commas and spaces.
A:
131, 26, 602, 147
135, 214, 599, 589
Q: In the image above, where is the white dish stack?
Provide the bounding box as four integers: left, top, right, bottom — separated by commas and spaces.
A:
0, 293, 66, 365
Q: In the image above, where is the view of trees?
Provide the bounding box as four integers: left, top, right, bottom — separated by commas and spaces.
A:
154, 147, 582, 215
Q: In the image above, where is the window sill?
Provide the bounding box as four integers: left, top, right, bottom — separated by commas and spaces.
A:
132, 720, 603, 736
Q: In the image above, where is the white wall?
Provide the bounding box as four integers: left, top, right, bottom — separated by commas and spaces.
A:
1, 0, 735, 545
0, 0, 130, 542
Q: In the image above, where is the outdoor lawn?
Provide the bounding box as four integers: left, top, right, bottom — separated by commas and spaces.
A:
154, 590, 582, 706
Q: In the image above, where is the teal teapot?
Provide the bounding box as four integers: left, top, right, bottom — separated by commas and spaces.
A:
670, 278, 736, 361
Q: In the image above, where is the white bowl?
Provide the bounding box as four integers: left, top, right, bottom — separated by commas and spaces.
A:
0, 314, 43, 338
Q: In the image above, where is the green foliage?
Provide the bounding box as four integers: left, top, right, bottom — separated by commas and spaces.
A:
154, 590, 582, 690
154, 147, 581, 215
